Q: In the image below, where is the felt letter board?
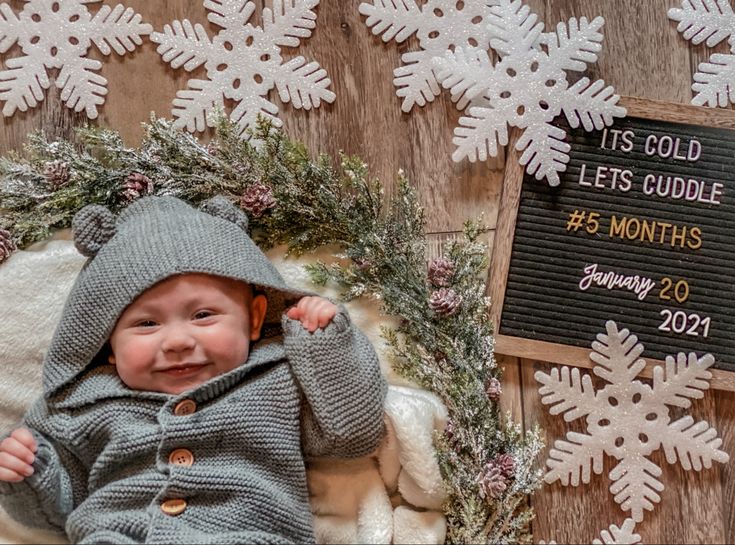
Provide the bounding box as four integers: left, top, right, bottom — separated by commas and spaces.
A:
489, 97, 735, 390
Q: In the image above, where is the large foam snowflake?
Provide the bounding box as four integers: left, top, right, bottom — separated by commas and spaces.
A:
0, 0, 151, 118
358, 0, 498, 112
541, 519, 640, 545
433, 0, 625, 186
536, 321, 730, 523
150, 0, 335, 136
669, 0, 735, 107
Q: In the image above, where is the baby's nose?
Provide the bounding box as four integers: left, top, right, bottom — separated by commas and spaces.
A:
161, 327, 196, 352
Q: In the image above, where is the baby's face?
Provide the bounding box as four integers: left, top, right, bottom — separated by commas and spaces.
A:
109, 273, 267, 395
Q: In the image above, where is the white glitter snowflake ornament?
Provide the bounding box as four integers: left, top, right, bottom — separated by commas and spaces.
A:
669, 0, 735, 107
150, 0, 335, 136
433, 0, 625, 186
0, 0, 152, 118
541, 518, 641, 545
535, 321, 729, 523
358, 0, 498, 112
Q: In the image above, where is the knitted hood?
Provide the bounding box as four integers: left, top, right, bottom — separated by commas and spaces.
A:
42, 195, 308, 399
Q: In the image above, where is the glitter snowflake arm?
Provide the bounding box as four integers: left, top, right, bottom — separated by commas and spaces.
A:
668, 0, 735, 50
0, 3, 20, 53
535, 365, 596, 422
544, 431, 605, 487
652, 352, 715, 408
691, 54, 735, 107
590, 321, 646, 386
88, 3, 152, 56
150, 20, 216, 72
592, 519, 641, 545
451, 104, 510, 162
515, 121, 571, 186
487, 0, 544, 58
56, 56, 107, 118
541, 16, 604, 73
609, 455, 663, 523
358, 0, 422, 43
394, 50, 442, 112
272, 57, 335, 110
171, 77, 226, 133
205, 0, 255, 31
262, 0, 319, 48
230, 93, 281, 133
0, 55, 49, 116
661, 416, 730, 471
561, 77, 625, 132
434, 48, 497, 110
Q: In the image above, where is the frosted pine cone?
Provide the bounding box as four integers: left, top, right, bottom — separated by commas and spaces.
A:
0, 229, 17, 264
121, 173, 154, 202
485, 377, 503, 401
493, 453, 515, 478
43, 160, 71, 190
477, 463, 507, 500
429, 288, 462, 316
240, 183, 275, 218
428, 257, 455, 287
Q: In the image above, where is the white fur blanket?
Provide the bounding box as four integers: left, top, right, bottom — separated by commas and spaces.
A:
0, 236, 447, 545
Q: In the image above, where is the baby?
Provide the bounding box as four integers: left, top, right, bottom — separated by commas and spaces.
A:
0, 196, 387, 544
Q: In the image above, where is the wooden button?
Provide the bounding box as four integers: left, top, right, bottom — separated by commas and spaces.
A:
174, 399, 196, 416
169, 448, 194, 467
160, 498, 187, 516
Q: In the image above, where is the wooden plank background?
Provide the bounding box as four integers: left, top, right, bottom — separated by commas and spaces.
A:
0, 1, 732, 543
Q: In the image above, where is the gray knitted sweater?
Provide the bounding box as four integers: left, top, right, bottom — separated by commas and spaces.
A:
0, 196, 387, 544
0, 311, 386, 544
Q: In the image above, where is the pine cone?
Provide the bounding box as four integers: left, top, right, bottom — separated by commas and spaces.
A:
428, 257, 455, 287
43, 160, 71, 190
429, 288, 462, 316
493, 453, 515, 478
485, 377, 503, 401
0, 229, 17, 264
240, 183, 275, 218
121, 172, 154, 202
477, 462, 507, 500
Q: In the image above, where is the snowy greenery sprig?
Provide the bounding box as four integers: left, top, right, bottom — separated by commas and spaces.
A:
0, 117, 543, 544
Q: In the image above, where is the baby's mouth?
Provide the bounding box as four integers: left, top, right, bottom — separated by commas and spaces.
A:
157, 362, 210, 377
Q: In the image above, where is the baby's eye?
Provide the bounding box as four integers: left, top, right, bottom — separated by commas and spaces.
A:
193, 310, 214, 320
135, 320, 157, 328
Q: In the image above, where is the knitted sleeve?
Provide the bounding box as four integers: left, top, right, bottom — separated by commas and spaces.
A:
0, 399, 86, 531
282, 305, 387, 458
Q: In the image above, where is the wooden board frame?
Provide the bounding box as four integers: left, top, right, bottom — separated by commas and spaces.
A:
488, 96, 735, 392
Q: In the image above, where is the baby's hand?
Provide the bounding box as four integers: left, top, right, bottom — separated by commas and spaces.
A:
0, 428, 37, 483
286, 296, 338, 333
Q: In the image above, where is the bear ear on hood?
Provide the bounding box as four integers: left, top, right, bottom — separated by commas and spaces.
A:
72, 204, 117, 258
199, 196, 249, 232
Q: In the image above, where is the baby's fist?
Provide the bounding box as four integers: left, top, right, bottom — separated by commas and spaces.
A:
286, 296, 338, 332
0, 428, 37, 483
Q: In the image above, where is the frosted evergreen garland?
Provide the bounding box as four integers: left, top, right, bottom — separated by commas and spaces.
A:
358, 0, 498, 112
0, 117, 544, 544
535, 321, 729, 523
150, 0, 335, 136
669, 0, 735, 107
0, 0, 152, 118
433, 0, 625, 186
541, 518, 640, 545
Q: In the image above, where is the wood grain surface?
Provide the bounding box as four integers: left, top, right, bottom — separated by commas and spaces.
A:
0, 1, 732, 543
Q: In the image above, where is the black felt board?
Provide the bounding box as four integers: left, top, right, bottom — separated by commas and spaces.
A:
499, 115, 735, 372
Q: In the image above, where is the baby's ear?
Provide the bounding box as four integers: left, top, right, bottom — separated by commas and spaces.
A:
72, 204, 117, 257
200, 196, 249, 232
